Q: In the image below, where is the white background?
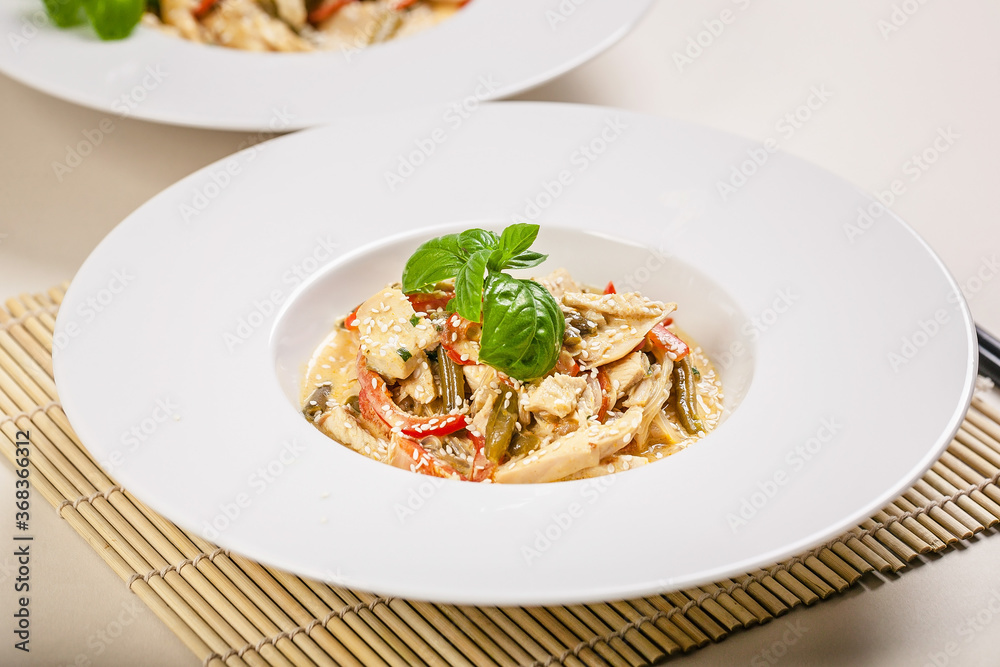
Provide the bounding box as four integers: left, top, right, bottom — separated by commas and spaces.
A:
1, 1, 999, 664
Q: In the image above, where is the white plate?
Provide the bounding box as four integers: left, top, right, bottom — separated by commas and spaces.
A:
0, 0, 652, 130
53, 103, 977, 605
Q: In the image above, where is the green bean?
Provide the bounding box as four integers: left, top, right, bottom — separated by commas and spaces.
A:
437, 352, 465, 412
672, 357, 704, 435
563, 331, 583, 346
303, 384, 332, 420
564, 309, 596, 337
507, 432, 540, 458
484, 387, 518, 462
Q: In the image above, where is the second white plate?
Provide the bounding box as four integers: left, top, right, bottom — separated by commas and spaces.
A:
0, 0, 653, 130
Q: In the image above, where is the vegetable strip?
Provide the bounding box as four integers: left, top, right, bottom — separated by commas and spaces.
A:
672, 357, 704, 435
437, 352, 465, 412
484, 387, 517, 462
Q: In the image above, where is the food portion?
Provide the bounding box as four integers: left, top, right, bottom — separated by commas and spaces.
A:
43, 0, 469, 50
301, 224, 724, 483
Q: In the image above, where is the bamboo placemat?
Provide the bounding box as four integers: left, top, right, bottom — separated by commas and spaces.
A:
2, 285, 1000, 666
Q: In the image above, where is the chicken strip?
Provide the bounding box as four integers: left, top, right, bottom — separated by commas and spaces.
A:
495, 407, 644, 484
355, 286, 436, 380
562, 291, 674, 368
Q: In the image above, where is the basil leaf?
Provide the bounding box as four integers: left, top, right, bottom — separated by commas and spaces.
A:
504, 250, 547, 270
488, 223, 540, 270
479, 274, 564, 381
401, 234, 465, 293
453, 248, 491, 323
458, 229, 500, 255
500, 223, 539, 257
44, 0, 86, 27
82, 0, 144, 40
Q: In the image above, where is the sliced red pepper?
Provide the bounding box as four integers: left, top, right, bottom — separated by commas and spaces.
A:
457, 430, 494, 482
648, 321, 690, 360
554, 352, 580, 377
441, 313, 478, 365
406, 290, 454, 314
390, 434, 459, 478
597, 368, 611, 422
603, 281, 616, 295
356, 352, 469, 438
344, 305, 361, 331
193, 0, 219, 18
393, 0, 419, 8
308, 0, 356, 25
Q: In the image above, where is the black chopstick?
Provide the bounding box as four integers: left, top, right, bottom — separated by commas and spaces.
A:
977, 325, 1000, 385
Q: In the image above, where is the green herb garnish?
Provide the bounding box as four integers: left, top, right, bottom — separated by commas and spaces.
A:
402, 224, 563, 381
396, 348, 412, 362
409, 314, 420, 327
43, 0, 144, 40
43, 0, 85, 27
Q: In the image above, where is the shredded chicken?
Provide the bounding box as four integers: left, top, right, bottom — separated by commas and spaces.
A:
317, 406, 386, 459
602, 351, 649, 407
562, 292, 675, 367
495, 407, 644, 484
522, 375, 588, 419
355, 287, 435, 380
566, 454, 650, 480
201, 0, 311, 51
537, 268, 584, 301
160, 0, 205, 41
273, 0, 306, 30
397, 356, 437, 405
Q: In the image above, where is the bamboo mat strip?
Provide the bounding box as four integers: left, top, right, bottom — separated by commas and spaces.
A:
2, 286, 1000, 666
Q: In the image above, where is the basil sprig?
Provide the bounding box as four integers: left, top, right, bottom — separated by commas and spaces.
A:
402, 224, 563, 381
42, 0, 144, 40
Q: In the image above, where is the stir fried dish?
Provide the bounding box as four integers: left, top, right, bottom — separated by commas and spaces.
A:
43, 0, 469, 49
144, 0, 468, 51
300, 225, 723, 483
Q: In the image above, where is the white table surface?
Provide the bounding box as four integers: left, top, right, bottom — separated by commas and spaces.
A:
2, 1, 1000, 664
